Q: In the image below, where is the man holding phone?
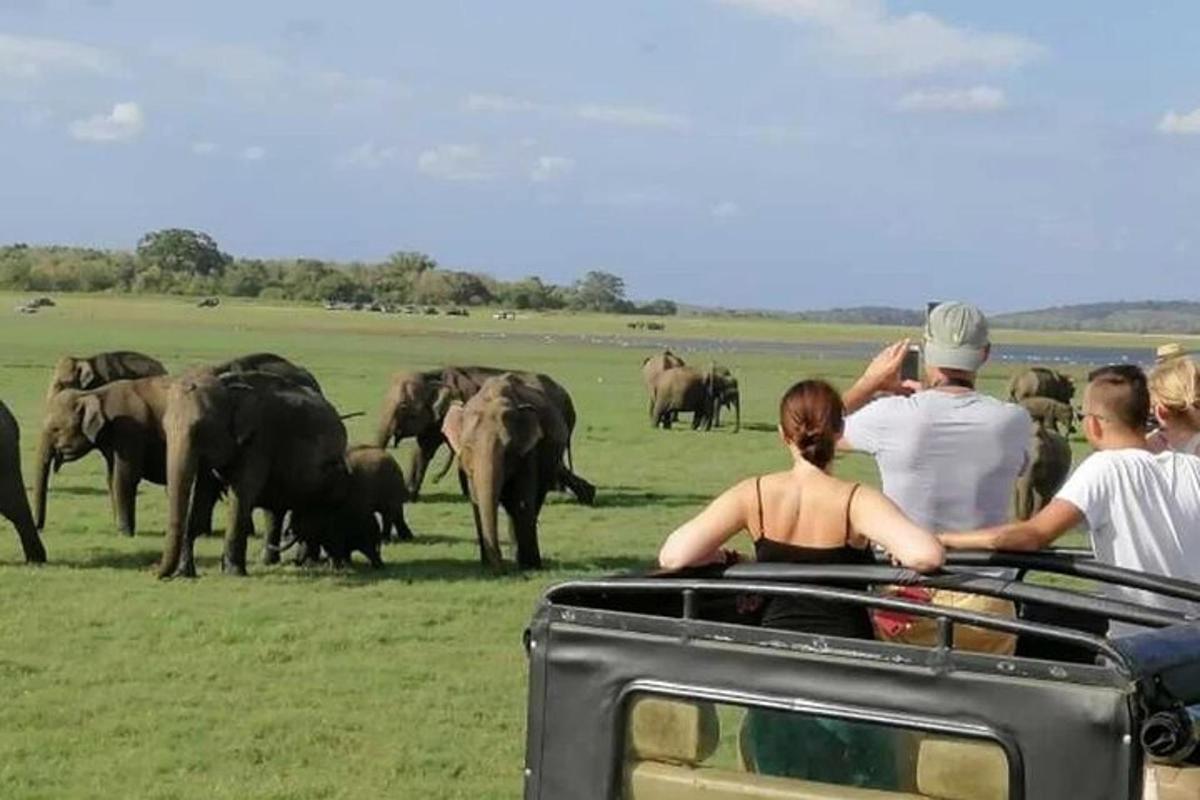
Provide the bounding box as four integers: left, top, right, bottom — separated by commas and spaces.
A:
838, 301, 1030, 532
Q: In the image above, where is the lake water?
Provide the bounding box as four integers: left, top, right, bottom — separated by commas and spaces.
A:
477, 331, 1157, 368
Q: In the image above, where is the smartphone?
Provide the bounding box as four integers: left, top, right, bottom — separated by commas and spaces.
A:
901, 345, 921, 382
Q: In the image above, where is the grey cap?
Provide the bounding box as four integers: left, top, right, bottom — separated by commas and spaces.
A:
924, 301, 989, 372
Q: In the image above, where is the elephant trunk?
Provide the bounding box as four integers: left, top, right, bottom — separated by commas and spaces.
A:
159, 433, 198, 578
732, 393, 741, 434
33, 430, 55, 531
474, 464, 504, 569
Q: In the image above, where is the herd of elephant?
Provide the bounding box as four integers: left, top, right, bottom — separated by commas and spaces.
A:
0, 351, 599, 577
0, 347, 1080, 576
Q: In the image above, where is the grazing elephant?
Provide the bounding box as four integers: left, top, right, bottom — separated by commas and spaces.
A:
0, 400, 47, 563
374, 365, 593, 504
442, 374, 573, 570
34, 376, 171, 536
650, 366, 716, 431
209, 352, 322, 394
280, 446, 412, 568
47, 350, 167, 399
158, 371, 349, 578
1009, 367, 1075, 404
1019, 397, 1075, 436
1014, 422, 1072, 521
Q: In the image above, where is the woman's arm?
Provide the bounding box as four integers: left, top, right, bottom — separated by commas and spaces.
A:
658, 481, 750, 570
848, 485, 944, 572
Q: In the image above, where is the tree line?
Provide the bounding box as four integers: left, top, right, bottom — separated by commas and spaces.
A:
0, 229, 677, 315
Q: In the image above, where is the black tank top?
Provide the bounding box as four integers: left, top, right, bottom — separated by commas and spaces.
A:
753, 477, 875, 639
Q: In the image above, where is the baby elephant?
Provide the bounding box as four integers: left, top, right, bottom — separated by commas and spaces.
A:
282, 446, 414, 568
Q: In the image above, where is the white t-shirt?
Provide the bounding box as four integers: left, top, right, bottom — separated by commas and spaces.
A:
843, 390, 1031, 531
1056, 448, 1200, 617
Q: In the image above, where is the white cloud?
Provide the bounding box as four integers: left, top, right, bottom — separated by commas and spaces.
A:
717, 0, 1043, 76
69, 101, 144, 142
530, 155, 575, 183
897, 85, 1006, 113
241, 145, 266, 161
416, 144, 493, 181
0, 33, 117, 81
711, 201, 741, 218
463, 93, 540, 113
574, 103, 691, 131
1158, 109, 1200, 135
163, 43, 402, 106
338, 141, 401, 169
191, 141, 217, 156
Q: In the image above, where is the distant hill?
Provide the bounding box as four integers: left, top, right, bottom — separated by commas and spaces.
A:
688, 301, 1200, 335
991, 301, 1200, 334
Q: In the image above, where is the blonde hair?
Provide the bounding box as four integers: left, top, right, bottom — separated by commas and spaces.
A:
1149, 356, 1200, 416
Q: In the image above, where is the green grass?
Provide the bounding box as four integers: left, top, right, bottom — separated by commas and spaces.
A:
0, 295, 1095, 798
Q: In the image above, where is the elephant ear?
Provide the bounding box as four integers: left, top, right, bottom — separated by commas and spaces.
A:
441, 402, 466, 454
76, 361, 96, 389
511, 404, 545, 457
79, 394, 107, 442
229, 384, 262, 446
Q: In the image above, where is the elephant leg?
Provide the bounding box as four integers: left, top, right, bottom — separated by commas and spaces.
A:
261, 508, 284, 565
0, 487, 47, 564
102, 450, 118, 529
505, 465, 542, 570
223, 469, 266, 576
407, 431, 444, 500
176, 473, 221, 578
389, 505, 415, 541
110, 455, 139, 537
559, 467, 596, 506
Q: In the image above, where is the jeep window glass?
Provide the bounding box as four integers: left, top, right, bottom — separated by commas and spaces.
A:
622, 695, 1010, 800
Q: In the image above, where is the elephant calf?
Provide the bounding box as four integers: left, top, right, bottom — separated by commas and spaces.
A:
281, 446, 411, 568
0, 399, 47, 563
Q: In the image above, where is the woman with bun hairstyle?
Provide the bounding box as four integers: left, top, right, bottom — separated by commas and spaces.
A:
657, 379, 942, 789
1148, 355, 1200, 456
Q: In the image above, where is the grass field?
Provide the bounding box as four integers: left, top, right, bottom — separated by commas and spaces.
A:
0, 295, 1100, 799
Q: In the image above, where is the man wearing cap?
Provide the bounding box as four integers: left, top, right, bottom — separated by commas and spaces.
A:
839, 301, 1031, 533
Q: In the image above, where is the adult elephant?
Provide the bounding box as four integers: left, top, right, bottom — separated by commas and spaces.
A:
47, 351, 167, 399
209, 352, 322, 393
34, 376, 170, 536
158, 370, 349, 578
1019, 397, 1075, 436
1009, 367, 1075, 404
441, 374, 571, 570
649, 366, 715, 431
0, 399, 47, 563
1014, 424, 1072, 521
374, 365, 592, 503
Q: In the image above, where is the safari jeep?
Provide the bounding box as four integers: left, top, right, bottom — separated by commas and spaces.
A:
522, 552, 1200, 799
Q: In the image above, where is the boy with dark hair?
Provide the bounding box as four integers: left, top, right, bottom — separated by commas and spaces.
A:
941, 364, 1200, 616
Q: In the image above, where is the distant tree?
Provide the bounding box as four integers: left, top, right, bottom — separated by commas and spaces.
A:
636, 299, 678, 316
136, 229, 231, 278
222, 260, 268, 297
316, 272, 361, 303
572, 270, 628, 312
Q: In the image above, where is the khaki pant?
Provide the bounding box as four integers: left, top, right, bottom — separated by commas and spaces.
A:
873, 589, 1017, 656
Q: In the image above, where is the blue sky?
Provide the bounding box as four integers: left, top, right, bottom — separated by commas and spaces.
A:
3, 1, 1200, 311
